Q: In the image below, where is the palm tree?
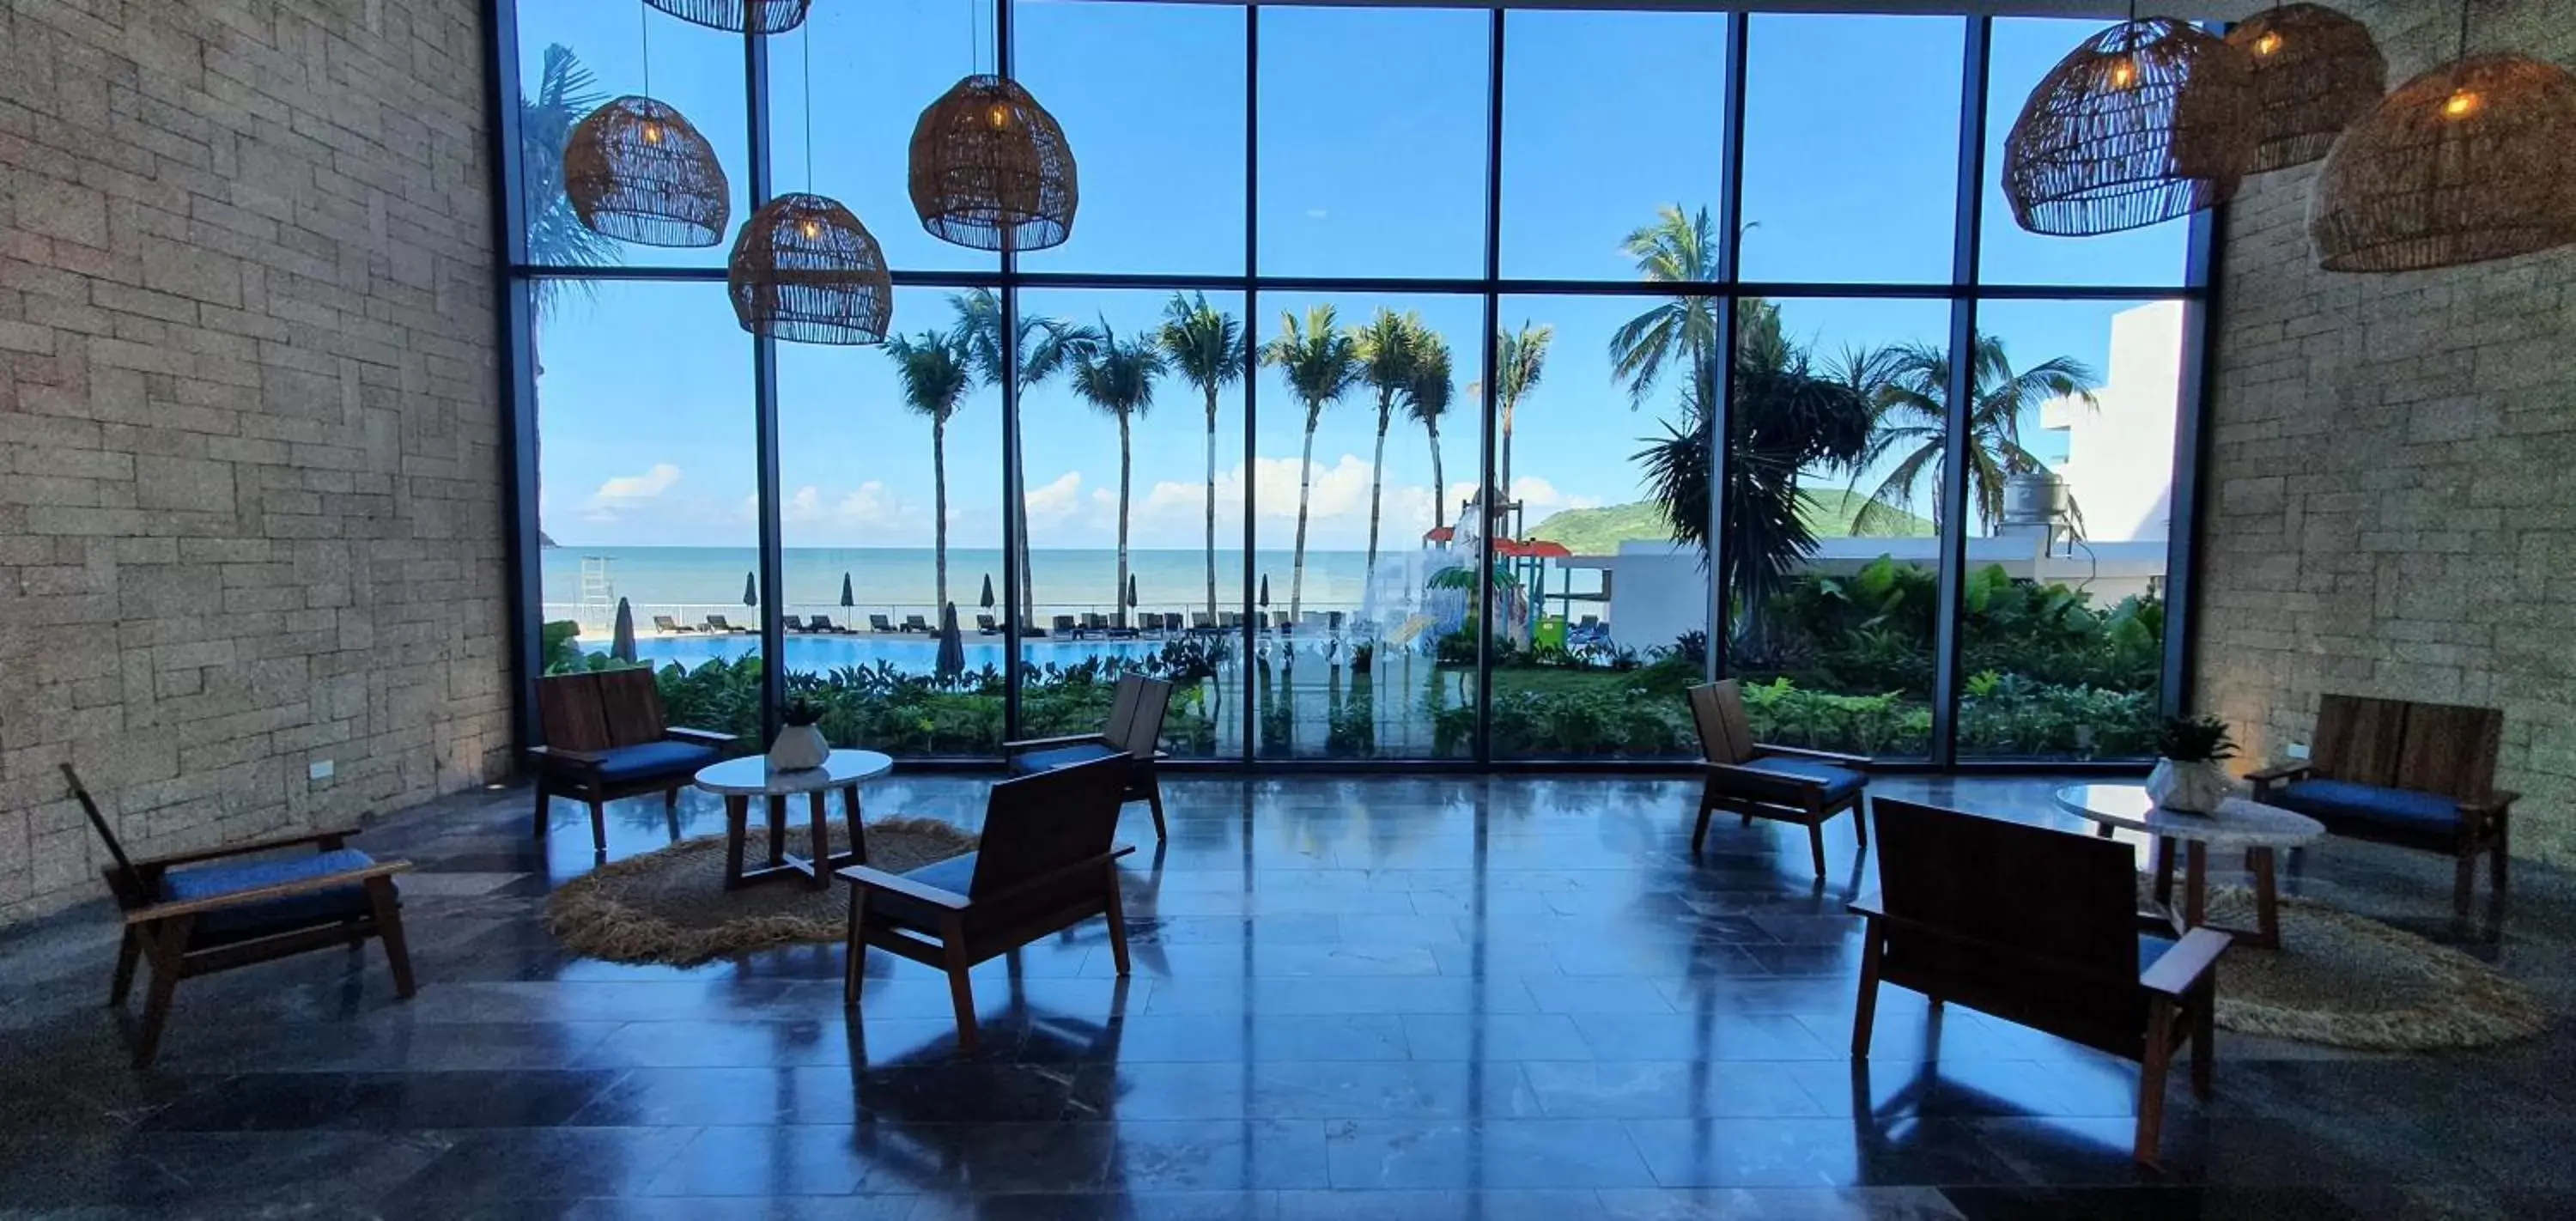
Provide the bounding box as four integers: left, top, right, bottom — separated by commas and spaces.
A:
884, 331, 973, 614
1157, 293, 1243, 622
1844, 336, 2101, 535
1061, 319, 1165, 629
1260, 306, 1358, 623
949, 289, 1078, 624
1352, 309, 1425, 581
1406, 334, 1455, 528
1636, 313, 1874, 652
1607, 204, 1722, 408
519, 45, 621, 312
1494, 321, 1553, 512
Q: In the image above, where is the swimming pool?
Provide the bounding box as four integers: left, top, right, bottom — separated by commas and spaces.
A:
580, 630, 1374, 671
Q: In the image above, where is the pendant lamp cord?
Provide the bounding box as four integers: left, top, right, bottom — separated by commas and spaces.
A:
803, 21, 815, 193
2457, 0, 2472, 58
638, 1, 652, 97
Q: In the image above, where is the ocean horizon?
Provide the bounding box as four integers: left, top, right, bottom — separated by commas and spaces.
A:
541, 544, 1400, 621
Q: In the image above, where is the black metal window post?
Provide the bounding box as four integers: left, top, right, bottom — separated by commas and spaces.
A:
1473, 6, 1504, 766
483, 0, 545, 755
2166, 205, 2223, 720
1706, 11, 1751, 684
998, 0, 1025, 744
745, 22, 787, 746
1931, 15, 1996, 768
1240, 3, 1260, 765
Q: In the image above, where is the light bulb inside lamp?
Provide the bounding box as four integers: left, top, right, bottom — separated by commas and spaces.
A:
2254, 32, 2282, 57
2443, 89, 2481, 119
799, 219, 821, 240
2106, 58, 2137, 90
642, 123, 663, 145
986, 103, 1011, 131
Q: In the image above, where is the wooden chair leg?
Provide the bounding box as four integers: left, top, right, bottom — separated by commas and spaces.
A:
109, 926, 141, 1007
939, 916, 978, 1054
1850, 928, 1882, 1056
1850, 798, 1868, 847
842, 888, 867, 1010
2190, 986, 2215, 1099
2135, 997, 2175, 1164
1806, 820, 1828, 880
367, 877, 416, 999
1143, 780, 1169, 841
2490, 838, 2510, 909
586, 798, 609, 855
1103, 863, 1133, 977
2453, 848, 2476, 917
1691, 796, 1716, 854
531, 779, 550, 839
133, 919, 190, 1069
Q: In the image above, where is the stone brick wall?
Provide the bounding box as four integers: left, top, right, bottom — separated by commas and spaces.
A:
2199, 0, 2576, 861
0, 0, 508, 925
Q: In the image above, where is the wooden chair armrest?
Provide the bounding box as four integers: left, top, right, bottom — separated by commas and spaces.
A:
2139, 927, 2231, 999
131, 829, 367, 870
970, 847, 1138, 912
1002, 733, 1110, 753
837, 864, 972, 911
664, 726, 738, 748
1704, 760, 1835, 791
527, 744, 607, 768
1847, 896, 1886, 920
2245, 762, 2311, 790
2461, 790, 2518, 817
1752, 744, 1870, 768
125, 860, 413, 926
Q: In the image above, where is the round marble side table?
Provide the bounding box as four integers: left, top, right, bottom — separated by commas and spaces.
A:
2054, 783, 2325, 949
694, 750, 895, 890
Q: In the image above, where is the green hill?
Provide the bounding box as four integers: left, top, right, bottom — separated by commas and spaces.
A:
1530, 491, 1931, 556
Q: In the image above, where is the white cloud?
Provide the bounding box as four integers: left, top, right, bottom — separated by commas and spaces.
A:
1025, 471, 1084, 520
1304, 208, 1328, 220
588, 463, 681, 506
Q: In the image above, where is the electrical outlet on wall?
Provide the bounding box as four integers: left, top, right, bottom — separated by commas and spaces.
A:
2286, 743, 2310, 761
308, 759, 334, 781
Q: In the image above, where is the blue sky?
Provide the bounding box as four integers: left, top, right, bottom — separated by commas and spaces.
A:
521, 2, 2192, 551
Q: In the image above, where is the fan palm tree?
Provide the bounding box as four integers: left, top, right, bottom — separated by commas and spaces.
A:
1494, 321, 1553, 511
949, 289, 1078, 624
1636, 316, 1874, 652
1157, 292, 1243, 622
519, 45, 621, 312
1353, 309, 1425, 580
1260, 307, 1358, 623
1607, 204, 1722, 408
1406, 334, 1455, 529
1844, 336, 2101, 535
1061, 319, 1165, 629
884, 331, 973, 615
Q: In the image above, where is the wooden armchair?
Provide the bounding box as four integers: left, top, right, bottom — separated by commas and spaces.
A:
839, 756, 1135, 1053
1003, 673, 1173, 841
2248, 694, 2514, 915
529, 668, 738, 854
1686, 680, 1869, 878
61, 764, 416, 1067
1853, 798, 2228, 1164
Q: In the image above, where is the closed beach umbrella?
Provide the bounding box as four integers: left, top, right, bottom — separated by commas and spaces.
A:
742, 572, 756, 606
840, 573, 854, 607
1127, 574, 1139, 607
1258, 574, 1270, 608
935, 602, 966, 682
980, 573, 995, 609
611, 597, 637, 663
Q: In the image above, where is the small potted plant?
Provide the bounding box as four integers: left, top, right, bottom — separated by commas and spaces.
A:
2147, 715, 2237, 814
769, 699, 829, 771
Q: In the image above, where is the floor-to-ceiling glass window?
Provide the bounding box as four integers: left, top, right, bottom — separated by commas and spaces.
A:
498, 1, 2214, 770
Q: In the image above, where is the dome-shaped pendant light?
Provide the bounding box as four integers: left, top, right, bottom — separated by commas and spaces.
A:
2311, 13, 2576, 275
909, 74, 1079, 252
641, 0, 810, 34
563, 95, 732, 247
2227, 5, 2388, 173
2002, 16, 2259, 237
727, 193, 893, 344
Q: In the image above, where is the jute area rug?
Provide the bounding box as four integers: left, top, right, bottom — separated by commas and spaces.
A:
547, 817, 977, 968
2182, 884, 2545, 1052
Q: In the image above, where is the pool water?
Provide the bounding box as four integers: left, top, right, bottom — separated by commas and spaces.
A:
580, 630, 1370, 671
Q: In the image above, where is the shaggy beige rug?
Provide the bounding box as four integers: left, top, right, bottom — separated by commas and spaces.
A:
547, 817, 978, 968
2176, 884, 2546, 1051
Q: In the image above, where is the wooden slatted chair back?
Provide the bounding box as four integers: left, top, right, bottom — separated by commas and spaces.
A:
2313, 694, 2501, 799
1106, 676, 1172, 756
538, 669, 670, 752
969, 756, 1130, 908
1686, 680, 1756, 765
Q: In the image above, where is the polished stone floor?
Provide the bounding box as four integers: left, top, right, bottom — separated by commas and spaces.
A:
3, 774, 2573, 1219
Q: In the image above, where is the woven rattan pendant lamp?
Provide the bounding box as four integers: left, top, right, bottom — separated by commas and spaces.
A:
725, 22, 890, 343
2310, 2, 2576, 272
2227, 4, 2388, 173
2002, 15, 2259, 236
909, 75, 1078, 251
564, 96, 731, 246
641, 0, 810, 34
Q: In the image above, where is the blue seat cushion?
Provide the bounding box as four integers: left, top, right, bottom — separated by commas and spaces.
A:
1010, 743, 1124, 776
592, 740, 720, 783
860, 852, 978, 926
161, 848, 378, 937
2267, 778, 2461, 844
1728, 755, 1867, 806
2139, 933, 2174, 972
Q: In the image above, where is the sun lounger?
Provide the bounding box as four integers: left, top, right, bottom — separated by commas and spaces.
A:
653, 615, 696, 635
1190, 612, 1214, 631
902, 615, 930, 634
1081, 613, 1109, 635
1577, 615, 1600, 631
785, 616, 812, 634
811, 615, 851, 634
1269, 611, 1290, 631
1220, 612, 1242, 629
869, 614, 895, 633
702, 614, 745, 634
976, 613, 999, 635
1053, 615, 1078, 636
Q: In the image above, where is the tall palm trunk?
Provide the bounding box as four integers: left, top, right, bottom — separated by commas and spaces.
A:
1203, 390, 1219, 621
1290, 406, 1319, 622
1115, 411, 1133, 629
1425, 417, 1446, 525
933, 418, 951, 617
1499, 397, 1516, 523
1013, 437, 1035, 627
1364, 391, 1394, 581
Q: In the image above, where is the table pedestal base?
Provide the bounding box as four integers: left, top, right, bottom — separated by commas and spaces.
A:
723, 786, 869, 890
2100, 823, 2286, 950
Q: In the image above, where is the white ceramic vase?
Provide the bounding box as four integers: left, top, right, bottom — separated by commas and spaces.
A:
768, 724, 829, 771
2146, 757, 2229, 814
